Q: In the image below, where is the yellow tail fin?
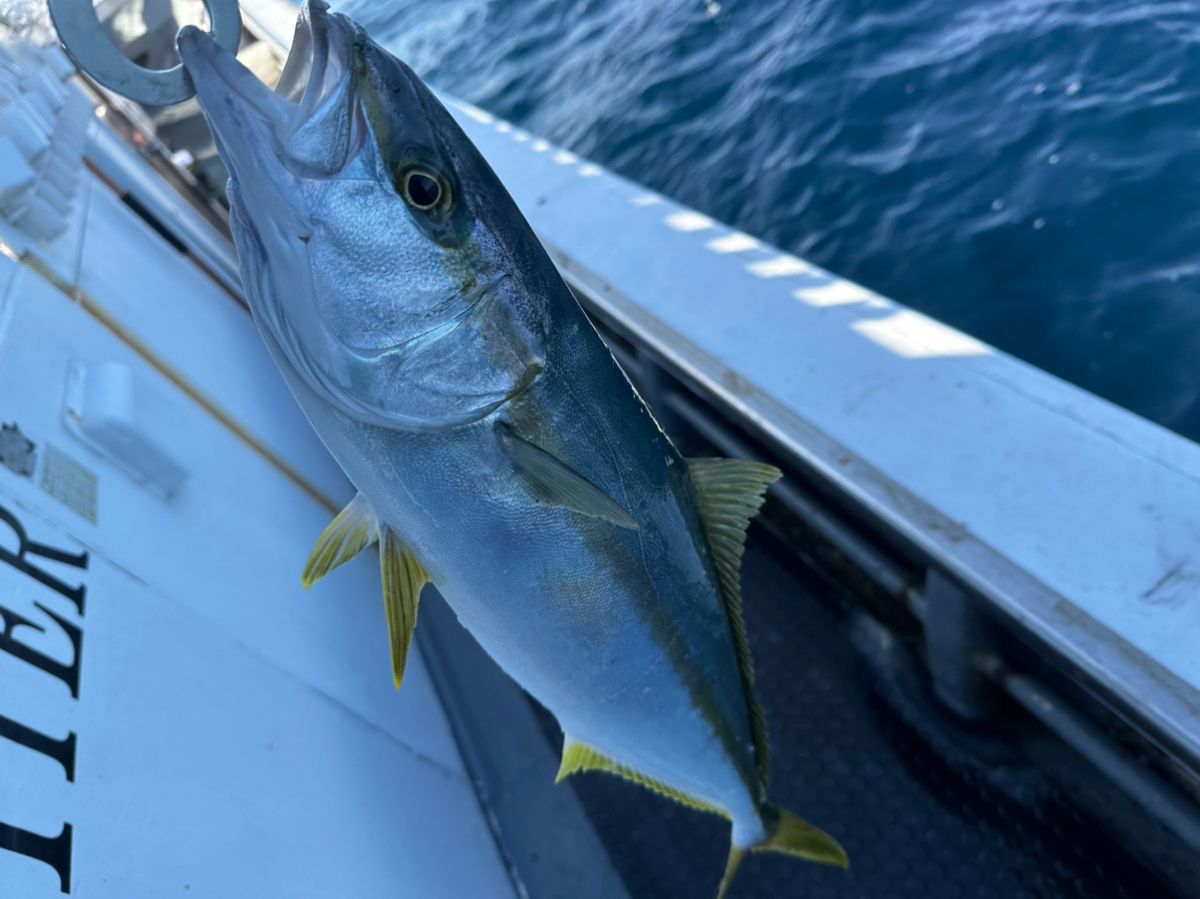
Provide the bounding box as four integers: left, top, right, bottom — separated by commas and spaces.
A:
715, 848, 746, 899
716, 806, 847, 899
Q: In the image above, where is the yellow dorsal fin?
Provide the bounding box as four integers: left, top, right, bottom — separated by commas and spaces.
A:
556, 739, 721, 815
687, 457, 781, 789
379, 528, 429, 690
301, 492, 379, 588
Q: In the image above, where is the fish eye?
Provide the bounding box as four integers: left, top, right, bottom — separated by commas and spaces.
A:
400, 166, 450, 211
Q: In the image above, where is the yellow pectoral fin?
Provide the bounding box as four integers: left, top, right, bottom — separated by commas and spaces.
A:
500, 424, 639, 530
301, 492, 379, 588
379, 528, 430, 690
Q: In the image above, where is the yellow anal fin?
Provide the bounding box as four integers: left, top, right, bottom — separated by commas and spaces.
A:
379, 528, 429, 690
687, 457, 781, 788
556, 739, 720, 815
301, 492, 379, 588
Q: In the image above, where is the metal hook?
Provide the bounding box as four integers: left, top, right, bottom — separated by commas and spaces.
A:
47, 0, 242, 106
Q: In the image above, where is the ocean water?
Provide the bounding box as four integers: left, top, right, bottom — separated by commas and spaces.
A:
343, 0, 1200, 443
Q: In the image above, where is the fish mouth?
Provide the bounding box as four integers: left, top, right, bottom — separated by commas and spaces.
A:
177, 0, 356, 179
275, 0, 337, 111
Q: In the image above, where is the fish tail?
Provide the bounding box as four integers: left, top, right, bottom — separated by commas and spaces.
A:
715, 805, 847, 899
714, 847, 746, 899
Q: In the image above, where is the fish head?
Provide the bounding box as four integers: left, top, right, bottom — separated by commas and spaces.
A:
178, 1, 546, 431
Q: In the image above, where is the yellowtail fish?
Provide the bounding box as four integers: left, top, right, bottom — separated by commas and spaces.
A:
178, 4, 846, 894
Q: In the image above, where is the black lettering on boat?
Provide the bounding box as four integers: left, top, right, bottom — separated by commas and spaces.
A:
0, 711, 77, 781
0, 502, 88, 893
0, 602, 83, 699
0, 505, 89, 614
0, 822, 73, 894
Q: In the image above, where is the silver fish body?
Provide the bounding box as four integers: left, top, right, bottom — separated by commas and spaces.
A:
178, 4, 845, 892
296, 298, 766, 841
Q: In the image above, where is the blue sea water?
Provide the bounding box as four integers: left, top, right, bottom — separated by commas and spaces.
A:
344, 0, 1200, 442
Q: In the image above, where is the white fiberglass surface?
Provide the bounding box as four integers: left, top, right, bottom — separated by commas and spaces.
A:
0, 261, 514, 897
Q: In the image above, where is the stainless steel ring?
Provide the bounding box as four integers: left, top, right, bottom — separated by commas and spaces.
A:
47, 0, 242, 106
